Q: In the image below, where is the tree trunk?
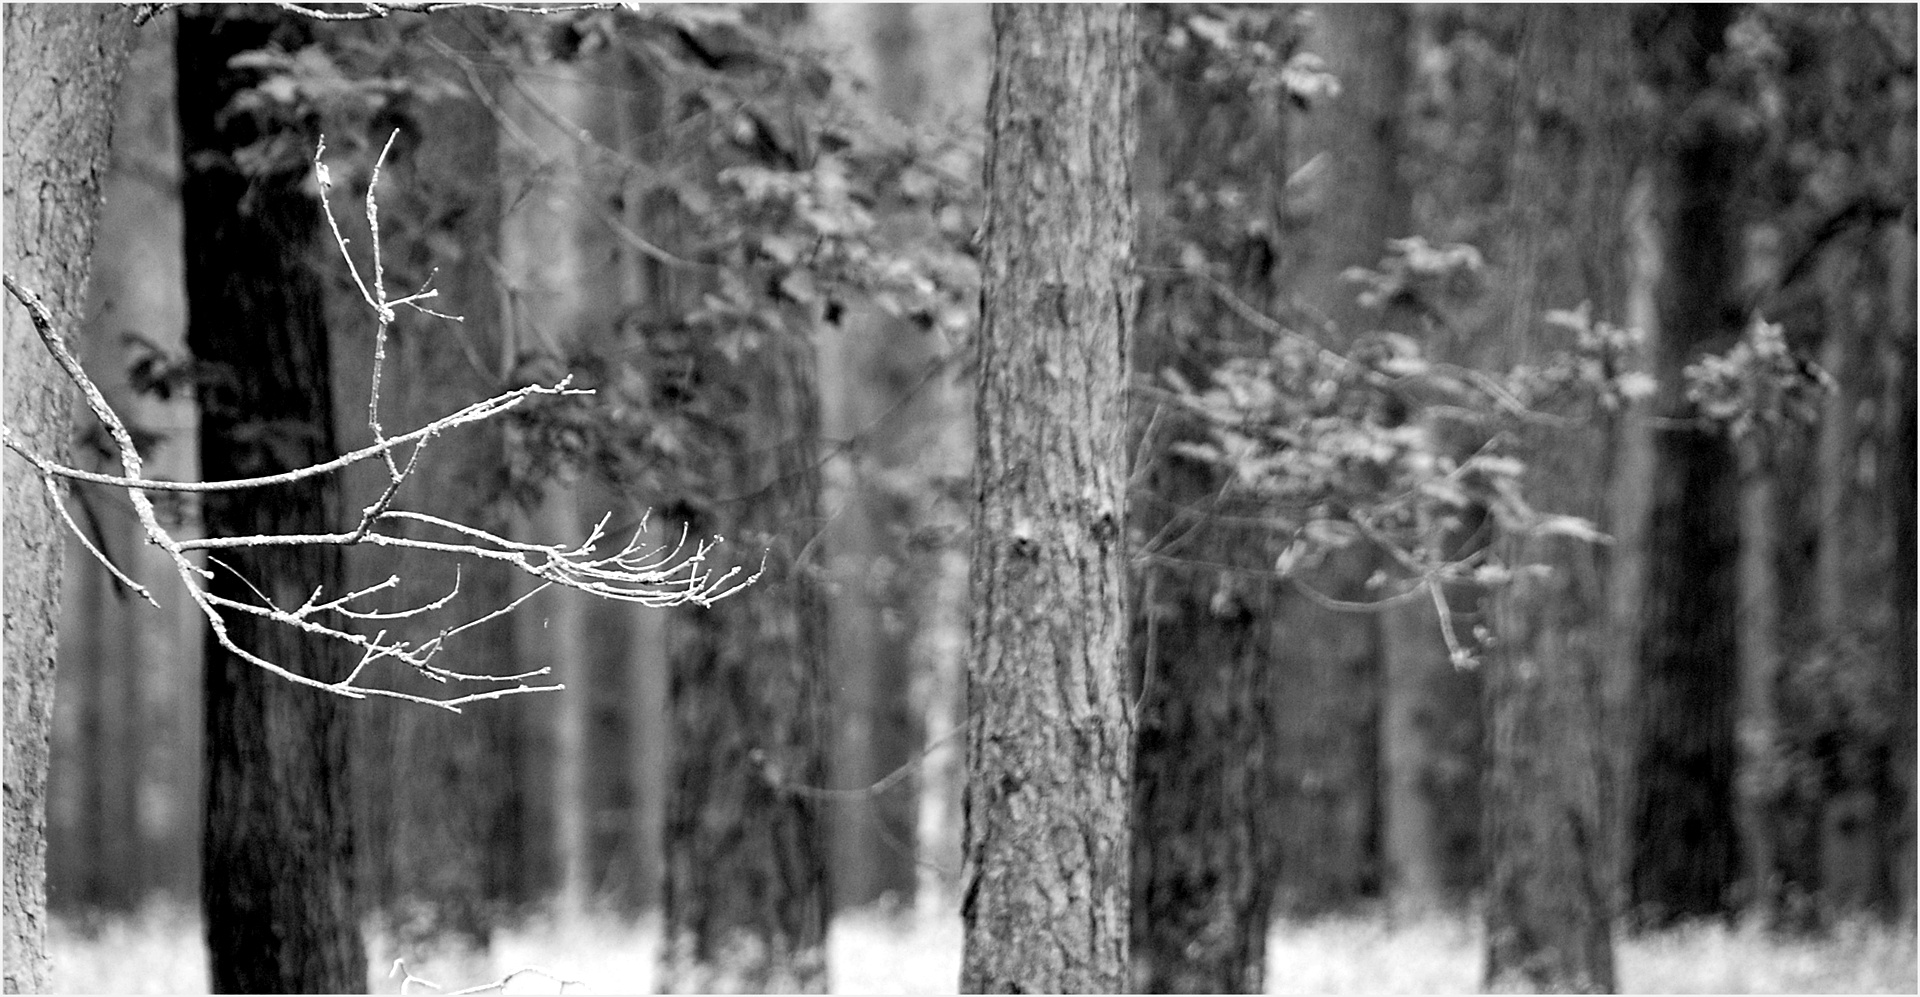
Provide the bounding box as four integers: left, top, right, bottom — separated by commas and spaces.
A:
2, 6, 137, 991
961, 6, 1136, 992
1127, 6, 1288, 990
1479, 7, 1634, 989
1881, 10, 1917, 923
179, 9, 365, 992
1628, 3, 1745, 928
1272, 3, 1421, 916
488, 44, 598, 917
656, 332, 833, 994
48, 14, 202, 913
811, 2, 938, 912
335, 11, 518, 950
1735, 432, 1783, 918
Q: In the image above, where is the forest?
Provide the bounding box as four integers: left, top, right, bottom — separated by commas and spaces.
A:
2, 3, 1915, 995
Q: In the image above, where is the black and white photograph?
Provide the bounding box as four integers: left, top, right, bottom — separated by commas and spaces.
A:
3, 4, 1914, 993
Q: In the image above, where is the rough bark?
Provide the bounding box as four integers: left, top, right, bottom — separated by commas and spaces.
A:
1479, 7, 1633, 989
960, 6, 1136, 992
1627, 3, 1746, 928
1126, 6, 1285, 990
2, 6, 137, 991
179, 9, 365, 992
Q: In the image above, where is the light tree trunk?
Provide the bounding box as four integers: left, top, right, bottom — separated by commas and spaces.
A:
65, 15, 202, 911
961, 6, 1136, 992
495, 49, 597, 917
179, 9, 365, 991
3, 6, 137, 990
1629, 3, 1746, 928
811, 2, 938, 910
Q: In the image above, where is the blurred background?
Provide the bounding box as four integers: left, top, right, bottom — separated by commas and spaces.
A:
38, 3, 1915, 992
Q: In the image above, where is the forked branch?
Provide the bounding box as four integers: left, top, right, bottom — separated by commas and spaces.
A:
1, 134, 757, 710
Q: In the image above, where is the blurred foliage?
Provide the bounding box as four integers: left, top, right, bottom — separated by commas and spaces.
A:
1685, 316, 1831, 441
221, 5, 981, 519
1159, 236, 1636, 655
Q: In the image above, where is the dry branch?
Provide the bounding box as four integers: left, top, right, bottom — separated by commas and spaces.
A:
1, 134, 757, 710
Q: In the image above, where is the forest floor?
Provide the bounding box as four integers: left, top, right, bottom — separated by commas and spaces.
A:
49, 900, 1916, 994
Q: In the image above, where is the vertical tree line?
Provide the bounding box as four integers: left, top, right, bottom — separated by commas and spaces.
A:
10, 5, 1918, 995
1480, 6, 1634, 989
177, 9, 364, 992
962, 5, 1137, 991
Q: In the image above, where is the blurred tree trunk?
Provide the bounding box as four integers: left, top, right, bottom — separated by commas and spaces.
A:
1628, 3, 1745, 928
494, 47, 595, 917
609, 40, 673, 918
1735, 427, 1783, 917
76, 15, 203, 911
655, 305, 833, 995
1885, 12, 1918, 922
1275, 2, 1418, 914
334, 11, 519, 951
814, 2, 934, 913
653, 13, 833, 981
1481, 6, 1632, 990
961, 6, 1136, 992
52, 534, 140, 913
1886, 207, 1917, 928
179, 9, 365, 992
2, 8, 136, 989
1127, 7, 1286, 991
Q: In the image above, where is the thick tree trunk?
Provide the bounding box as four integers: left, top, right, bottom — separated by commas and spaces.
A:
657, 343, 832, 994
335, 12, 519, 950
1127, 7, 1286, 991
1274, 3, 1419, 915
1628, 4, 1745, 928
2, 6, 137, 991
179, 10, 365, 992
961, 6, 1136, 992
1882, 15, 1917, 922
1480, 7, 1633, 989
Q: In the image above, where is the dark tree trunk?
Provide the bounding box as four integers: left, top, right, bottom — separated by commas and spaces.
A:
1628, 3, 1746, 928
179, 9, 365, 992
1480, 7, 1634, 990
2, 6, 137, 990
961, 6, 1137, 992
657, 346, 832, 993
1127, 6, 1286, 991
1883, 11, 1917, 920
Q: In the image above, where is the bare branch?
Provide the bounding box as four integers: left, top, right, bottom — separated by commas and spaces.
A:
389, 957, 587, 996
0, 134, 754, 708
